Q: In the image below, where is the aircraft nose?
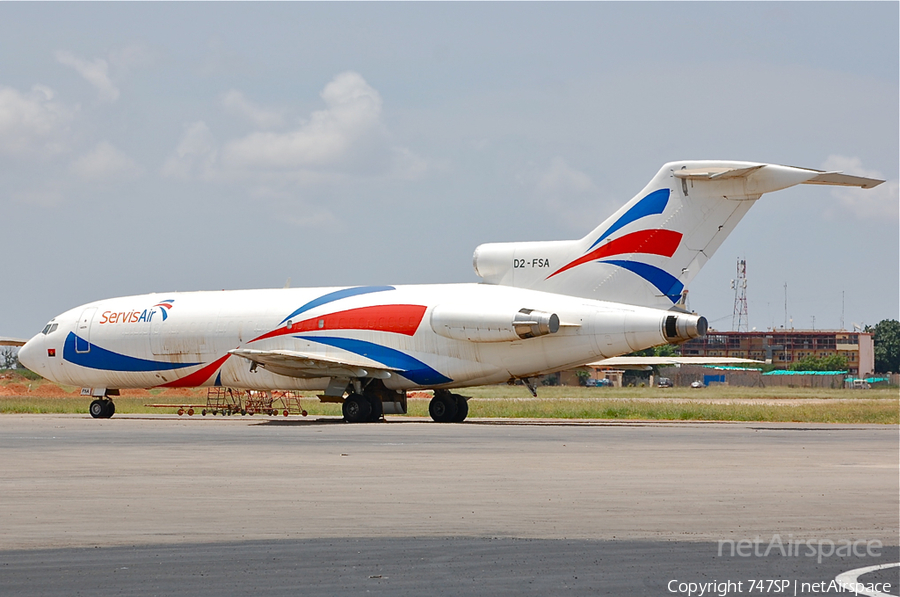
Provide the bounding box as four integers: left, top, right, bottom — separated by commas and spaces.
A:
17, 337, 40, 372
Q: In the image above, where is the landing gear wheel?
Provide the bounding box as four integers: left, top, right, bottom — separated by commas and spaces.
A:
452, 395, 468, 422
429, 394, 458, 423
89, 400, 104, 419
366, 394, 384, 422
90, 399, 115, 418
342, 394, 371, 423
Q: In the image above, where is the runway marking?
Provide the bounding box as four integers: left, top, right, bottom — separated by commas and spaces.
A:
835, 562, 899, 597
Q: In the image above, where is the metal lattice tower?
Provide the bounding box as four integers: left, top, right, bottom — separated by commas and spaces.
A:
731, 258, 749, 332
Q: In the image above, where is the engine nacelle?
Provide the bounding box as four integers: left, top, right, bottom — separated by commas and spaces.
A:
663, 313, 708, 344
431, 305, 560, 343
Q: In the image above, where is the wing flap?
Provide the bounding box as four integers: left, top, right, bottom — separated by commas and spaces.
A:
229, 348, 397, 379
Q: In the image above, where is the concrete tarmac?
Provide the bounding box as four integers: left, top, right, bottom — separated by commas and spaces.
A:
0, 415, 896, 595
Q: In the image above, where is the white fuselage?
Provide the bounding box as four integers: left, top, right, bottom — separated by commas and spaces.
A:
22, 160, 874, 400
19, 282, 696, 392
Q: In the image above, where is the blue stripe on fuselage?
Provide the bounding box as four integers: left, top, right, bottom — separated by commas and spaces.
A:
279, 286, 396, 325
298, 335, 452, 385
62, 332, 201, 372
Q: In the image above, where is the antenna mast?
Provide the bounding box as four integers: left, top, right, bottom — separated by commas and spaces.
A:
731, 257, 749, 332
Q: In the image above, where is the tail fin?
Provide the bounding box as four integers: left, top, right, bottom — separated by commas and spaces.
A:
473, 160, 883, 309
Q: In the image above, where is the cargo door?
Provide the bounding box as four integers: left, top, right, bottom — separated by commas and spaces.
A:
75, 307, 97, 353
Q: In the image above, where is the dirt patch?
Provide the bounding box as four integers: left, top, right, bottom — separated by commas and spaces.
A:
32, 384, 73, 397
120, 389, 151, 397
155, 387, 202, 398
0, 383, 31, 396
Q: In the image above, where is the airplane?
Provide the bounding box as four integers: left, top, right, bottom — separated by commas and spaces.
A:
17, 160, 883, 422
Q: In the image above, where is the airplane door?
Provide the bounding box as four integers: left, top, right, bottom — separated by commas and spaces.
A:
75, 307, 97, 353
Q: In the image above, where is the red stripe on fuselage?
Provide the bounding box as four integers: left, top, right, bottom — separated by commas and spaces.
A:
250, 304, 428, 343
158, 352, 232, 388
547, 229, 683, 279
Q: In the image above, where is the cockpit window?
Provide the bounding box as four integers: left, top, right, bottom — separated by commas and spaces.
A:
40, 322, 58, 335
41, 324, 51, 335
48, 323, 58, 334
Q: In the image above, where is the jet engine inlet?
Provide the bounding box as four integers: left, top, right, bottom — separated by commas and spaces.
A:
663, 314, 708, 344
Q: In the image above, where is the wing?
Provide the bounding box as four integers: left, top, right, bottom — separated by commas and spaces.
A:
588, 356, 763, 369
229, 348, 398, 380
0, 337, 28, 347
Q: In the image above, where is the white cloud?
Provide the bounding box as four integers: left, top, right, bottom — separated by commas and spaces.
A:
222, 90, 284, 129
161, 121, 218, 180
390, 147, 431, 181
0, 84, 74, 155
69, 141, 143, 181
55, 50, 119, 102
527, 157, 615, 232
536, 156, 596, 196
821, 155, 898, 220
221, 71, 387, 171
165, 73, 429, 188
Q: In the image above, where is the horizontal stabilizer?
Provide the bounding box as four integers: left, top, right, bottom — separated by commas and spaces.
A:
674, 164, 884, 189
804, 171, 884, 189
673, 165, 766, 180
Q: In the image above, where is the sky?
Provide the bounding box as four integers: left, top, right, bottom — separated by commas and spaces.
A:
2, 2, 897, 340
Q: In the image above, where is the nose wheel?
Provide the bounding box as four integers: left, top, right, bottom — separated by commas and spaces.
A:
89, 399, 115, 419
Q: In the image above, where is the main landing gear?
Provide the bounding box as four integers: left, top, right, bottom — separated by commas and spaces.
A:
89, 399, 116, 419
341, 392, 384, 423
428, 389, 468, 423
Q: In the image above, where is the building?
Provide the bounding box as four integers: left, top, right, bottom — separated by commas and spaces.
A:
557, 367, 625, 387
679, 329, 874, 376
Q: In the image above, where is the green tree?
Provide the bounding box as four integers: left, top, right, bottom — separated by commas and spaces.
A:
1, 347, 18, 370
871, 319, 900, 373
574, 369, 591, 387
789, 354, 849, 372
628, 344, 678, 358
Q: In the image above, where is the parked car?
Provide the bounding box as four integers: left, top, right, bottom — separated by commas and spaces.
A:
690, 380, 704, 388
657, 377, 673, 388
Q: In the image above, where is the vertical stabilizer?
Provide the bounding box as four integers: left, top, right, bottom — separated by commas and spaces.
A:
473, 161, 883, 309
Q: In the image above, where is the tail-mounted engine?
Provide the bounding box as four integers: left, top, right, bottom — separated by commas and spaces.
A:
431, 305, 560, 343
663, 313, 708, 344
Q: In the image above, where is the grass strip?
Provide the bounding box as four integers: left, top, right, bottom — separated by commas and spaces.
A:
0, 394, 895, 424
